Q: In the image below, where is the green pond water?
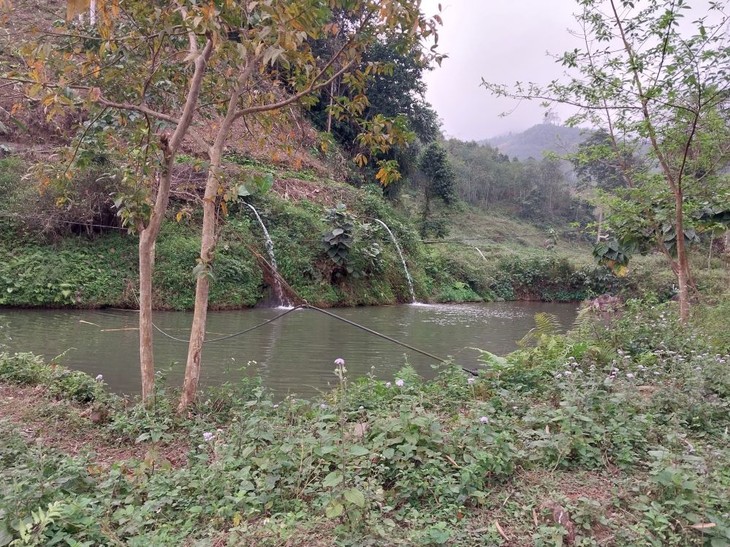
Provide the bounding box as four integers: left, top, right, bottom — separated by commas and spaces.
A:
1, 302, 577, 398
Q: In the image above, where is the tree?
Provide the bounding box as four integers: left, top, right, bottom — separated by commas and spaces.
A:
3, 0, 441, 409
306, 35, 441, 195
571, 130, 639, 192
445, 140, 514, 208
417, 141, 455, 237
6, 0, 216, 404
483, 0, 730, 321
570, 129, 643, 242
176, 2, 441, 412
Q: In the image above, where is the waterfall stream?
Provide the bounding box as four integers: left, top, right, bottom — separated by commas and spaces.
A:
373, 219, 417, 303
245, 203, 290, 307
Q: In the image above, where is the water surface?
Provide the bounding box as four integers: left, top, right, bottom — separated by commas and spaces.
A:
1, 302, 577, 398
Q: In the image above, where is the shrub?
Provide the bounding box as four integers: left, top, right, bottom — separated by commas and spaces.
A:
0, 352, 51, 385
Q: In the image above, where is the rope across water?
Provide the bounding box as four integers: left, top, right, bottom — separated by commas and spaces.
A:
149, 303, 478, 375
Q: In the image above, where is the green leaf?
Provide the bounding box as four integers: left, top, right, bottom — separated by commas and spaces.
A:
0, 522, 12, 547
349, 445, 369, 457
475, 349, 507, 367
322, 471, 343, 488
325, 501, 344, 518
344, 487, 366, 508
252, 173, 274, 194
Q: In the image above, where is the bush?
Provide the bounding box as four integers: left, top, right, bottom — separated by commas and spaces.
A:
0, 351, 106, 404
0, 352, 51, 385
48, 369, 105, 404
491, 256, 625, 302
1, 158, 123, 239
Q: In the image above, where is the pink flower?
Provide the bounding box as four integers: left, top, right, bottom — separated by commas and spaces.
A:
395, 378, 404, 387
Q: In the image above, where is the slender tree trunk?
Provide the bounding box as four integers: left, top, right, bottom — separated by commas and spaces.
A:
138, 230, 156, 403
673, 188, 690, 322
178, 163, 219, 411
595, 207, 603, 243
138, 167, 173, 405
326, 80, 334, 133
178, 62, 252, 412
135, 39, 213, 405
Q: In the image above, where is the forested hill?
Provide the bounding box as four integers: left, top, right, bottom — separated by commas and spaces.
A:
484, 123, 588, 161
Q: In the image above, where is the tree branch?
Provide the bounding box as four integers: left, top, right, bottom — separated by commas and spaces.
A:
233, 5, 374, 120
235, 59, 356, 119
96, 96, 180, 125
608, 0, 677, 191
168, 37, 214, 154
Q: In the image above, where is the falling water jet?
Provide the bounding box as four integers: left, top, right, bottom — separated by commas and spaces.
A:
245, 202, 290, 308
474, 246, 488, 263
373, 219, 417, 303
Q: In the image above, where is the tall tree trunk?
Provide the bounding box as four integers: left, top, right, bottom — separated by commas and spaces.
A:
138, 230, 156, 403
136, 39, 213, 405
595, 207, 603, 243
138, 166, 173, 404
178, 163, 219, 411
178, 63, 252, 412
674, 188, 690, 322
326, 80, 334, 133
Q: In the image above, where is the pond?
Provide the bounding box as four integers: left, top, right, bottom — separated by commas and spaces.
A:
1, 302, 577, 398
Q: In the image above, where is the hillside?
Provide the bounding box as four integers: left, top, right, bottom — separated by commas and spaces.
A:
0, 3, 634, 310
485, 123, 589, 161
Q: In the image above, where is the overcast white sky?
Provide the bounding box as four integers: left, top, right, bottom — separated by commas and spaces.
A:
419, 0, 588, 141
419, 0, 726, 141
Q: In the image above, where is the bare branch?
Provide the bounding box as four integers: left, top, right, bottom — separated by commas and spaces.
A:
233, 5, 375, 120
608, 0, 677, 191
96, 96, 180, 125
236, 60, 356, 119
168, 37, 215, 154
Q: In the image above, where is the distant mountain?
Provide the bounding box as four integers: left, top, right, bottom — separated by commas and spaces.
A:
483, 124, 590, 162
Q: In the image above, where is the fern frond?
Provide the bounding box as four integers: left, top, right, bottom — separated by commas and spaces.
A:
518, 313, 562, 348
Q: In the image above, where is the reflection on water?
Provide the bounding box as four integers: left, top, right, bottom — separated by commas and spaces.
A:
1, 302, 577, 398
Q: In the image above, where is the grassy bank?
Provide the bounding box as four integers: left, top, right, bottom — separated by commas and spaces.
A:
1, 154, 630, 309
1, 299, 728, 545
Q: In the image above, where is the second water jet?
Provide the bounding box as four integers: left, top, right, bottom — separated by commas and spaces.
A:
373, 219, 417, 303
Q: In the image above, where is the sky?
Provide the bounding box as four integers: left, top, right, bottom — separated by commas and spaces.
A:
419, 0, 587, 141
